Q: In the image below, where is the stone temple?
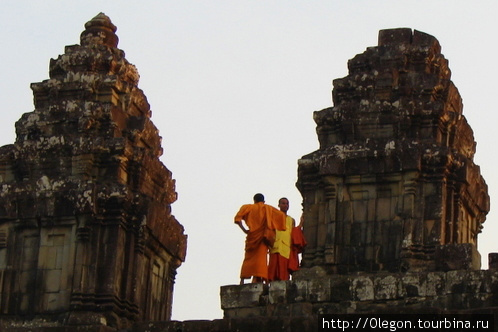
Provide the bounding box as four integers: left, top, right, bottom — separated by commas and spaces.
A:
0, 14, 497, 332
296, 28, 489, 274
0, 13, 186, 330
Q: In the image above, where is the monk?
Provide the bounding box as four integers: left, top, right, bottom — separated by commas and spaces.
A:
268, 198, 307, 281
288, 214, 306, 274
234, 193, 285, 284
268, 197, 294, 281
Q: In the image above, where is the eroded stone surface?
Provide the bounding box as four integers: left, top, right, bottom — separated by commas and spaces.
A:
0, 13, 186, 330
221, 269, 498, 319
296, 28, 489, 274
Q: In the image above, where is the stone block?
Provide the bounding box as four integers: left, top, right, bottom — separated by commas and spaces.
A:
43, 292, 60, 311
19, 271, 33, 293
284, 279, 308, 303
289, 316, 317, 332
132, 320, 231, 332
424, 295, 448, 311
374, 274, 401, 300
180, 320, 228, 332
267, 303, 291, 317
488, 270, 498, 303
412, 30, 440, 51
445, 270, 467, 294
220, 283, 267, 309
268, 281, 287, 304
228, 317, 297, 332
424, 272, 445, 296
307, 278, 331, 302
378, 28, 412, 47
488, 253, 498, 270
38, 246, 57, 269
446, 293, 470, 310
435, 243, 481, 271
354, 299, 407, 313
351, 275, 374, 301
44, 269, 62, 292
313, 302, 350, 315
289, 302, 313, 317
401, 272, 425, 297
292, 265, 327, 280
223, 306, 267, 319
329, 275, 352, 301
466, 270, 491, 294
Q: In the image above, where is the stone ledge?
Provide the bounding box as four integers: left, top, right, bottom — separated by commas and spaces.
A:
221, 269, 498, 318
132, 317, 317, 332
220, 283, 267, 309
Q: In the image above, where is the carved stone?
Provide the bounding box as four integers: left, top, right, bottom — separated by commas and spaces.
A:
0, 13, 186, 330
296, 28, 489, 274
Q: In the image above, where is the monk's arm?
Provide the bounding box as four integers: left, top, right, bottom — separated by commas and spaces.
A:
298, 215, 304, 228
234, 205, 250, 234
235, 221, 249, 234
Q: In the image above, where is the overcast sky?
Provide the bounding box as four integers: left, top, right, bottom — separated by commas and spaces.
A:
1, 0, 497, 321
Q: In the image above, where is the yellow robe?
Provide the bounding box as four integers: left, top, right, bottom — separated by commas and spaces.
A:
270, 215, 294, 259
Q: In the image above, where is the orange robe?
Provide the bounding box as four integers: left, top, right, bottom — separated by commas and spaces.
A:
234, 202, 285, 280
288, 226, 307, 272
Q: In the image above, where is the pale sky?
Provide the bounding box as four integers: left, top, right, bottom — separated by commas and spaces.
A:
1, 0, 497, 321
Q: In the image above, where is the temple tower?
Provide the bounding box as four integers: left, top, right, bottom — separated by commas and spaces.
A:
0, 13, 186, 329
296, 28, 489, 274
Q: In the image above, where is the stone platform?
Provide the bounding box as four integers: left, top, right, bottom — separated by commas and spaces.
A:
221, 268, 498, 318
130, 267, 498, 331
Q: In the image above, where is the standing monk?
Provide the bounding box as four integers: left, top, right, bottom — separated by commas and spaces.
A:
268, 197, 294, 281
288, 214, 306, 275
234, 193, 285, 284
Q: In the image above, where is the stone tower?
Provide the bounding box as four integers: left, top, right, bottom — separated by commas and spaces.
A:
296, 28, 489, 274
0, 13, 186, 329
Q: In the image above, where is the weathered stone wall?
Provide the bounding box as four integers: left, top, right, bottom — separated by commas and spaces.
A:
296, 28, 489, 274
0, 13, 186, 330
221, 267, 498, 317
131, 265, 498, 331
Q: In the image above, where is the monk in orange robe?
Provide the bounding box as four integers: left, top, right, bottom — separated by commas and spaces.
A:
234, 193, 285, 284
268, 197, 294, 281
288, 215, 306, 274
269, 198, 307, 281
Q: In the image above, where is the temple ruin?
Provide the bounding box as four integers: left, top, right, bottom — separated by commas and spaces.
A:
0, 13, 496, 332
296, 28, 489, 274
0, 13, 186, 330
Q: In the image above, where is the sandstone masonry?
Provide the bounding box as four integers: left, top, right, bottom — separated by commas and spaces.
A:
297, 28, 489, 274
0, 13, 186, 330
0, 16, 495, 332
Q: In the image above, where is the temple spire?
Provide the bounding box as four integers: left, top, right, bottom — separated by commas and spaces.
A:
80, 12, 119, 48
